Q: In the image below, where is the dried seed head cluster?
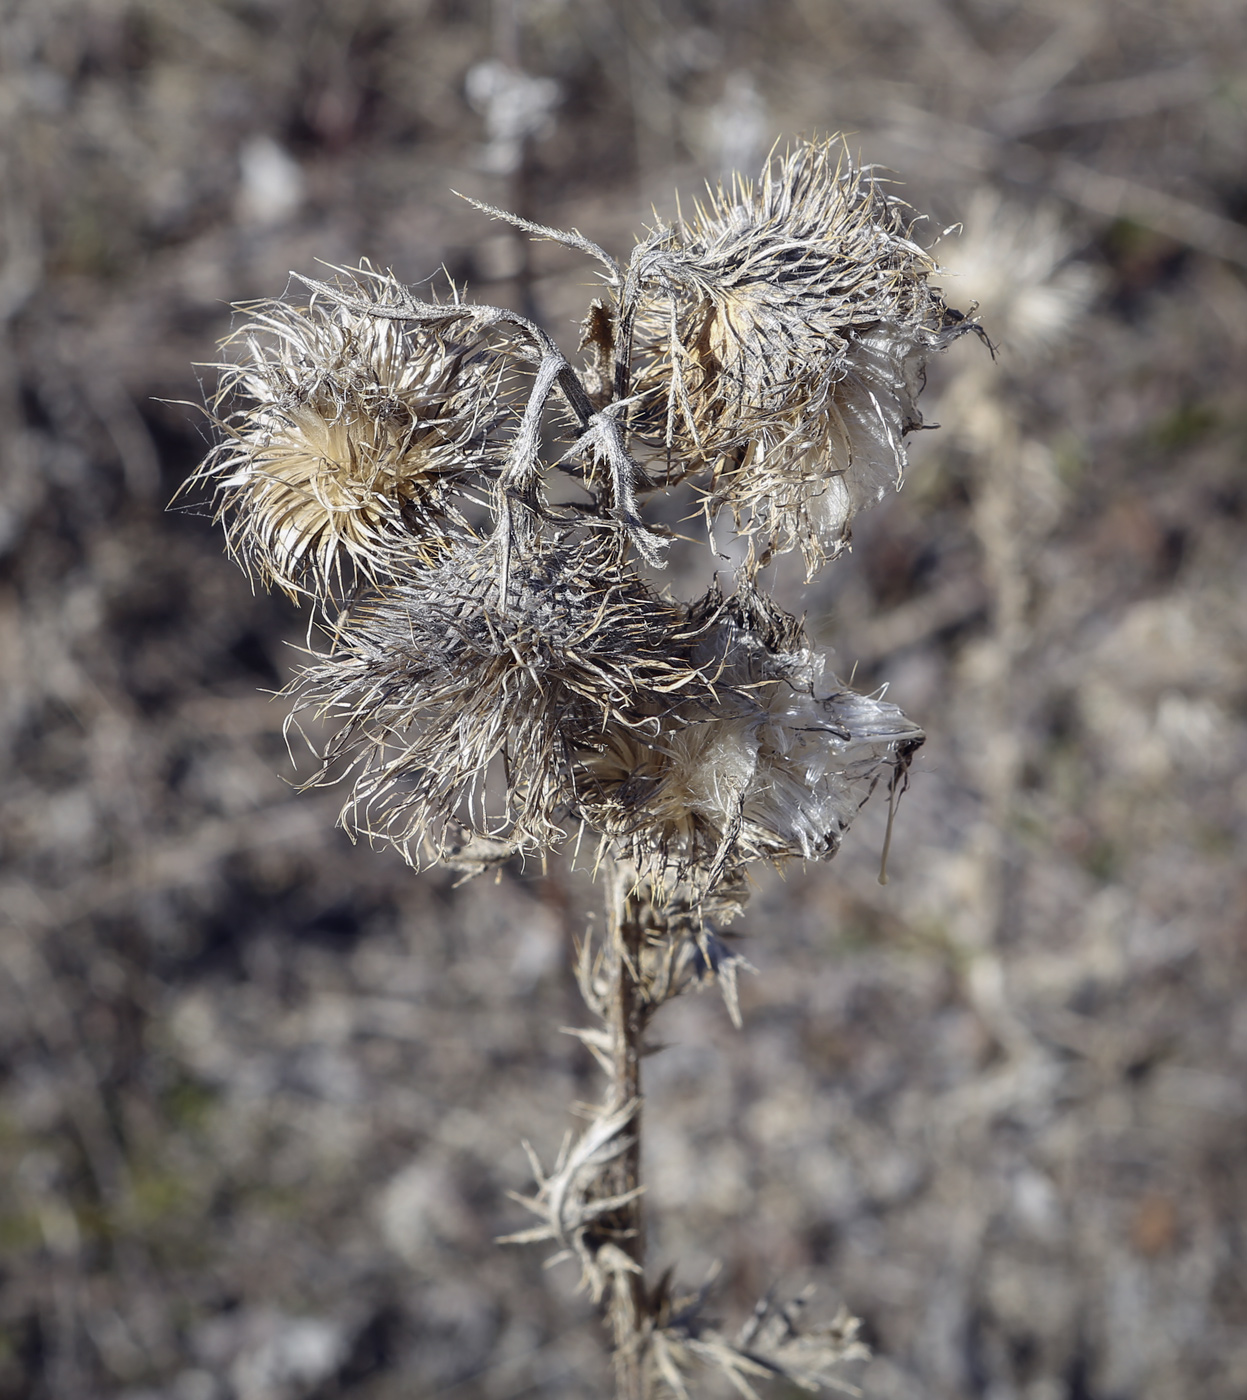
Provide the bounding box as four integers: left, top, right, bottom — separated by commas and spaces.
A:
194, 138, 968, 894
195, 269, 509, 598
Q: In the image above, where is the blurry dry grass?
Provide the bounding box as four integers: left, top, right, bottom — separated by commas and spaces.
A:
1, 1, 1245, 1397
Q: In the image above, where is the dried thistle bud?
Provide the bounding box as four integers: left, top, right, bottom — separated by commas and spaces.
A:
576, 589, 923, 886
196, 270, 511, 599
290, 535, 710, 863
626, 138, 971, 570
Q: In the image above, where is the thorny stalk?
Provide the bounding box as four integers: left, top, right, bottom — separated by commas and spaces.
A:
188, 137, 977, 1397
604, 865, 647, 1400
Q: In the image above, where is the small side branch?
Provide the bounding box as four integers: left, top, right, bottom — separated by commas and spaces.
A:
290, 270, 666, 568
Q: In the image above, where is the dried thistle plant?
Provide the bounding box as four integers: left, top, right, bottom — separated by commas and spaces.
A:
190, 136, 977, 1399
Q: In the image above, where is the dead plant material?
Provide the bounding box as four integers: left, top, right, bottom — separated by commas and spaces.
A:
191, 135, 974, 1398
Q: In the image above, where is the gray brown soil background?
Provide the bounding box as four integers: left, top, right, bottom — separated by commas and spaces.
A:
2, 2, 1245, 1397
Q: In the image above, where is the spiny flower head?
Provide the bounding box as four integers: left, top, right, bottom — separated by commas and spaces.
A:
197, 270, 511, 599
575, 588, 923, 887
290, 535, 713, 864
626, 138, 970, 570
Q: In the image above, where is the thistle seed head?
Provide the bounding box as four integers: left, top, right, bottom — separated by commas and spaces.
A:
626, 138, 970, 569
197, 271, 510, 599
291, 535, 711, 863
575, 590, 923, 886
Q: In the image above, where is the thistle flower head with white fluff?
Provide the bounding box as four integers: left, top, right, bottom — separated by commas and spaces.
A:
188, 138, 969, 897
197, 270, 511, 599
575, 588, 923, 889
289, 534, 713, 864
625, 138, 972, 569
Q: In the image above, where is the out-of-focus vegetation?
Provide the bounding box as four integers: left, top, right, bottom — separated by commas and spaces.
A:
1, 2, 1245, 1397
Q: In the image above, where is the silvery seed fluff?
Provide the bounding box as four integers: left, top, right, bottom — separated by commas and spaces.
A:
624, 137, 974, 571
196, 269, 513, 600
575, 588, 924, 889
290, 535, 713, 864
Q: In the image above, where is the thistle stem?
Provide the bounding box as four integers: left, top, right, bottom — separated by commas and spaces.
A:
604, 862, 648, 1400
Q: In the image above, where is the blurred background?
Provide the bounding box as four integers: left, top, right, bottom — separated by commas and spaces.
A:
2, 1, 1245, 1397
